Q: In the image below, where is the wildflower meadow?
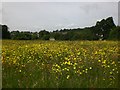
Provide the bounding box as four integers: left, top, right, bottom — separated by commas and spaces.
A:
2, 40, 120, 88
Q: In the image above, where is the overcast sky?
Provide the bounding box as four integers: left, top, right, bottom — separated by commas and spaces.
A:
1, 2, 118, 32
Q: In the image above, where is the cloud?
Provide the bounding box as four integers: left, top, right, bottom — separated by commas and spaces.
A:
2, 2, 118, 32
118, 1, 120, 26
0, 3, 2, 23
1, 0, 119, 2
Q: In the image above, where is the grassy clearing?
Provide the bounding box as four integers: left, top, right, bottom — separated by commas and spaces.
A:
2, 40, 120, 88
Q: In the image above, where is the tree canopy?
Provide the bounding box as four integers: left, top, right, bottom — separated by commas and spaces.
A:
1, 17, 119, 40
0, 24, 11, 39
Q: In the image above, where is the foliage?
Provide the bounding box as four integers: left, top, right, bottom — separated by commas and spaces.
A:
108, 26, 120, 40
0, 25, 1, 39
1, 17, 117, 40
0, 25, 11, 39
92, 17, 116, 40
38, 30, 50, 40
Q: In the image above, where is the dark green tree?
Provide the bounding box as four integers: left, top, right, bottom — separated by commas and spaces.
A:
31, 32, 38, 40
11, 31, 20, 39
92, 17, 116, 40
108, 26, 120, 40
20, 32, 32, 40
11, 31, 32, 40
0, 25, 2, 39
39, 30, 50, 40
2, 25, 11, 39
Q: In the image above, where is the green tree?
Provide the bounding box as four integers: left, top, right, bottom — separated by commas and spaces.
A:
92, 17, 116, 40
20, 32, 32, 40
39, 30, 50, 40
108, 26, 120, 40
31, 32, 38, 40
0, 25, 2, 39
2, 25, 11, 39
11, 31, 32, 40
11, 31, 20, 39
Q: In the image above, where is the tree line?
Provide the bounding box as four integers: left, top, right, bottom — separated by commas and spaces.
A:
0, 17, 120, 40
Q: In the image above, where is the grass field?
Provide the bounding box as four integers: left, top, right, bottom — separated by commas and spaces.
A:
2, 40, 120, 88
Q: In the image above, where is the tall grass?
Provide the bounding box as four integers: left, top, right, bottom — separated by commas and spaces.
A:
2, 40, 120, 88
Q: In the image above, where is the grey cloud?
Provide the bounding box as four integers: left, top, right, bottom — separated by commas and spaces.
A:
118, 1, 120, 26
0, 3, 2, 23
2, 2, 118, 32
